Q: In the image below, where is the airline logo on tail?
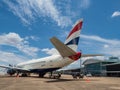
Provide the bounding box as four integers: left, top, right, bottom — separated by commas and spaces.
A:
50, 19, 83, 61
65, 19, 83, 51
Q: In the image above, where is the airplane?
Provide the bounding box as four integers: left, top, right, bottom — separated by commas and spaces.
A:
0, 19, 102, 78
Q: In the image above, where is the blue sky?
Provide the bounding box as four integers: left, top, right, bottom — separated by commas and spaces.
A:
0, 0, 120, 68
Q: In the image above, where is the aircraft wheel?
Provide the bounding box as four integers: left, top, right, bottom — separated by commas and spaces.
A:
38, 73, 45, 78
21, 73, 28, 77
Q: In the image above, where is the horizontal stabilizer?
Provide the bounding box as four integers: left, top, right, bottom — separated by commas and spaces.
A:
81, 54, 104, 57
50, 37, 76, 57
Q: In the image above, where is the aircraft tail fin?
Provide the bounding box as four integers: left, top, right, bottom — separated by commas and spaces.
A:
50, 19, 83, 59
65, 19, 83, 51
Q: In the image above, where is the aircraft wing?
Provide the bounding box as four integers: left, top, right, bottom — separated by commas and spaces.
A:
81, 54, 103, 57
0, 65, 11, 69
0, 65, 30, 72
50, 37, 76, 57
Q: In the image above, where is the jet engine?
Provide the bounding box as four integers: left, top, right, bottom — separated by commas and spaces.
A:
7, 69, 16, 76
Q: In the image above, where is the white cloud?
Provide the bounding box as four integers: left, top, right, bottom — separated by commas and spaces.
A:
41, 48, 59, 56
25, 36, 40, 41
3, 0, 91, 27
80, 0, 90, 9
80, 34, 120, 56
0, 51, 28, 64
0, 32, 39, 56
111, 11, 120, 18
3, 0, 72, 27
81, 34, 120, 45
104, 44, 109, 48
0, 32, 23, 46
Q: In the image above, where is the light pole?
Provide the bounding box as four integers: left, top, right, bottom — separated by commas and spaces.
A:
80, 59, 81, 74
80, 50, 82, 74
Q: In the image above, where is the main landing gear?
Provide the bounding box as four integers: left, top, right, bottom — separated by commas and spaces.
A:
21, 73, 28, 77
49, 72, 61, 79
38, 73, 46, 78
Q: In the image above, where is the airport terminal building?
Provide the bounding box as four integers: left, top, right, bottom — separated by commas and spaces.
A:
83, 57, 120, 77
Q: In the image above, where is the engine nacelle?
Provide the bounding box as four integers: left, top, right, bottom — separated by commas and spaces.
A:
7, 69, 16, 76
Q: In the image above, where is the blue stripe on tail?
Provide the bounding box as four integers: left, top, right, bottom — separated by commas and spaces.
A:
66, 37, 79, 45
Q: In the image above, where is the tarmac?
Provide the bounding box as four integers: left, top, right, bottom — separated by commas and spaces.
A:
0, 74, 120, 90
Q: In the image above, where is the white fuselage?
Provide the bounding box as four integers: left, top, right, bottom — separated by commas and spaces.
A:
16, 55, 74, 71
